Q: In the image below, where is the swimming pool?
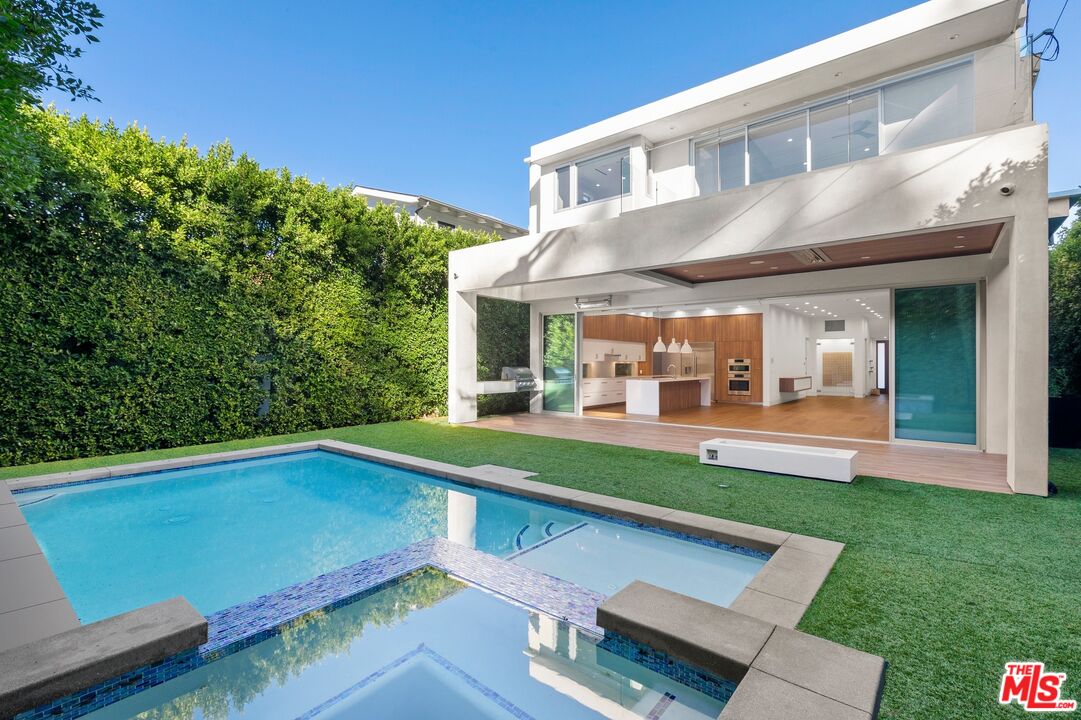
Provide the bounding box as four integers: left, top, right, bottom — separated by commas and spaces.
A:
79, 569, 731, 720
18, 449, 766, 622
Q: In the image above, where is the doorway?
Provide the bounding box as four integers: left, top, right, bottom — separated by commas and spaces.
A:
816, 339, 856, 396
876, 340, 889, 394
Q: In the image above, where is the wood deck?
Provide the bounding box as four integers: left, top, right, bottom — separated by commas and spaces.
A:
471, 413, 1011, 494
585, 395, 890, 441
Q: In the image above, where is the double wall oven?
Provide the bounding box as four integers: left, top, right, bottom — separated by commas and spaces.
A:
727, 358, 752, 396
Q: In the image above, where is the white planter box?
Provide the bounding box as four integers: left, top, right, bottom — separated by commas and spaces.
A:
699, 438, 857, 483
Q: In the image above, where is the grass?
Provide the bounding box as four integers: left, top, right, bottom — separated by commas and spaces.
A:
3, 419, 1079, 719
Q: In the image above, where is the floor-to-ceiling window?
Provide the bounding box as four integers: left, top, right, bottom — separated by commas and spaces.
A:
894, 285, 977, 444
542, 314, 576, 412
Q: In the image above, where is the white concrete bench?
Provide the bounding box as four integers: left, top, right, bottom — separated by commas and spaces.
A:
699, 438, 857, 483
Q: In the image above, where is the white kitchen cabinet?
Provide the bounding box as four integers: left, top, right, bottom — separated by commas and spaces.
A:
581, 377, 626, 407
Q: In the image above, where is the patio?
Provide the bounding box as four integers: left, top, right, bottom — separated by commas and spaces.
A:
472, 413, 1010, 493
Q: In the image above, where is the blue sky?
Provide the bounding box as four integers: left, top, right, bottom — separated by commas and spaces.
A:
43, 0, 1079, 229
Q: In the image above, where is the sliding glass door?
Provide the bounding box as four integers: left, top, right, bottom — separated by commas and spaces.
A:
894, 285, 977, 444
542, 314, 576, 412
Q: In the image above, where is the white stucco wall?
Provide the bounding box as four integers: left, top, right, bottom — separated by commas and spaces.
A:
530, 34, 1032, 234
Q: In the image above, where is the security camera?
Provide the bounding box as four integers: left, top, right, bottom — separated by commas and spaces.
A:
998, 183, 1016, 196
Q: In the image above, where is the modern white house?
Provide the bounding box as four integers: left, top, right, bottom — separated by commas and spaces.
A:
447, 0, 1052, 496
352, 185, 527, 239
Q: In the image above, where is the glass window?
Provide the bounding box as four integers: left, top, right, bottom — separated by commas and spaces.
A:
694, 141, 720, 195
881, 62, 973, 154
748, 113, 807, 184
542, 314, 576, 412
894, 284, 977, 444
575, 149, 629, 205
556, 166, 571, 210
718, 136, 745, 190
695, 135, 747, 194
810, 93, 879, 170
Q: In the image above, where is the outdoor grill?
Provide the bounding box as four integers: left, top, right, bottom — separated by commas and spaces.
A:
501, 366, 538, 391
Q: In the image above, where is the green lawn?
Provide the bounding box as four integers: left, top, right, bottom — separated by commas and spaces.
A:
3, 420, 1079, 719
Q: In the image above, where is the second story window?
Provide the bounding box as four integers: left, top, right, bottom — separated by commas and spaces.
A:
694, 133, 743, 195
555, 148, 630, 210
809, 93, 879, 170
692, 58, 972, 197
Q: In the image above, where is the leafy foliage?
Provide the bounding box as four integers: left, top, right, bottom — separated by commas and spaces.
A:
476, 296, 529, 415
0, 108, 499, 465
0, 0, 102, 197
1050, 221, 1081, 396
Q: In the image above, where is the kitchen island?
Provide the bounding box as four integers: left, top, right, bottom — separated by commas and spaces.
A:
625, 376, 712, 415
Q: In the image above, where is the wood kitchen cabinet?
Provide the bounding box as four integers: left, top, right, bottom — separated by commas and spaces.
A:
582, 312, 763, 403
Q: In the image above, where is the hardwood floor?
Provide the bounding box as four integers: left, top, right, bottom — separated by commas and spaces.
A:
585, 395, 890, 441
472, 412, 1011, 494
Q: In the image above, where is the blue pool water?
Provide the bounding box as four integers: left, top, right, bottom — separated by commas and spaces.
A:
19, 450, 765, 622
82, 570, 729, 720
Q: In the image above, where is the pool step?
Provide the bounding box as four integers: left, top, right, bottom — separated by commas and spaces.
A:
513, 521, 571, 551
16, 493, 57, 508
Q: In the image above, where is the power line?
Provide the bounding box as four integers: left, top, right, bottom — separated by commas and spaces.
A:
1028, 0, 1069, 62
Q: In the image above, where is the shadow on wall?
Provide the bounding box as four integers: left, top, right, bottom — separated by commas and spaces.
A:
922, 141, 1048, 227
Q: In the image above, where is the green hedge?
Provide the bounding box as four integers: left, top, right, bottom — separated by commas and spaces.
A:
476, 296, 530, 416
0, 108, 499, 466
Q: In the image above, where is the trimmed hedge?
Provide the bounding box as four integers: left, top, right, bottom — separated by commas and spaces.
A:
0, 108, 498, 466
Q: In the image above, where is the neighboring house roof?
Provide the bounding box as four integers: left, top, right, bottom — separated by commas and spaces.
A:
527, 0, 1023, 165
351, 185, 527, 238
1049, 188, 1081, 241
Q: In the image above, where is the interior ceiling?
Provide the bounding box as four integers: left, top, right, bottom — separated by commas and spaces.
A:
654, 222, 1004, 283
767, 290, 889, 321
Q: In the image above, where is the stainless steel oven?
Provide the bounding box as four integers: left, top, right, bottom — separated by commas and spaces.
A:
614, 361, 635, 377
727, 358, 752, 396
727, 358, 752, 373
727, 374, 751, 396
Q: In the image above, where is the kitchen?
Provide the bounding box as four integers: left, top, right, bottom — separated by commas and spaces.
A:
573, 293, 890, 441
580, 312, 763, 416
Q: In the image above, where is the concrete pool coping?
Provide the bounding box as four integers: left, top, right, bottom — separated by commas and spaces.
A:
2, 439, 871, 719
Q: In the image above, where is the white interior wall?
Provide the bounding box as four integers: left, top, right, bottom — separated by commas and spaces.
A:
812, 316, 870, 397
766, 306, 813, 405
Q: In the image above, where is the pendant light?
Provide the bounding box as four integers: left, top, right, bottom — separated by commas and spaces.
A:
652, 336, 666, 352
667, 338, 680, 353
680, 338, 693, 353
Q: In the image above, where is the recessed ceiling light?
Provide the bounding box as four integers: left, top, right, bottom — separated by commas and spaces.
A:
784, 303, 790, 306
953, 244, 966, 249
770, 266, 779, 270
860, 256, 871, 260
813, 306, 819, 309
749, 260, 765, 265
854, 298, 861, 301
696, 274, 704, 278
956, 235, 966, 239
804, 302, 810, 305
786, 138, 793, 143
948, 33, 960, 40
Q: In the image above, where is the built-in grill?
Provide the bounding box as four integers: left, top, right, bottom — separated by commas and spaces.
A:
501, 366, 538, 391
